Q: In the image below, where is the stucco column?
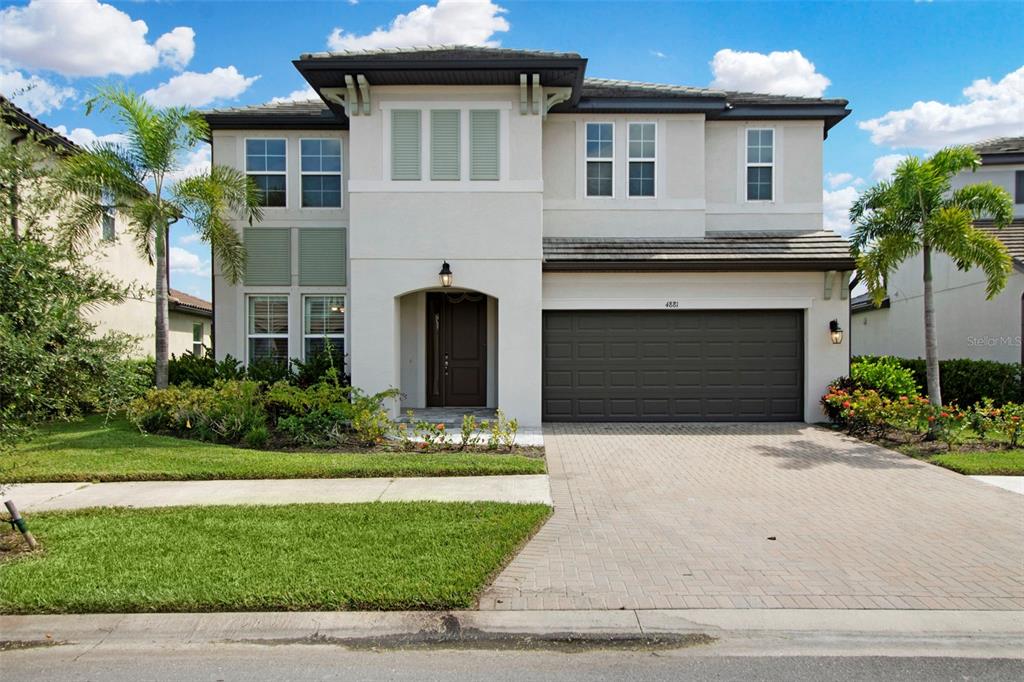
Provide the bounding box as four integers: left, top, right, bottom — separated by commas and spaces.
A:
349, 260, 401, 414
495, 260, 543, 428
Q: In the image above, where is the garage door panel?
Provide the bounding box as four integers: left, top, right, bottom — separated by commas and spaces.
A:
542, 310, 803, 421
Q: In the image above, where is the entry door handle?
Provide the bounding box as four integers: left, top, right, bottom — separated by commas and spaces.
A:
443, 353, 449, 374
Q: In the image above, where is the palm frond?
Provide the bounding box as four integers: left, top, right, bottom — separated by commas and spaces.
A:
856, 230, 920, 306
950, 182, 1014, 227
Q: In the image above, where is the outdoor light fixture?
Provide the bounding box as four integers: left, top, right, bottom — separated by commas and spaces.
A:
829, 319, 844, 345
439, 261, 453, 288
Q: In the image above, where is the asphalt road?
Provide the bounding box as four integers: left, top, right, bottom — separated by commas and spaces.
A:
4, 644, 1023, 681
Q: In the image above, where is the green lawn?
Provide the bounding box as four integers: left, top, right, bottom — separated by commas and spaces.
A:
3, 416, 545, 483
923, 449, 1024, 476
0, 502, 550, 614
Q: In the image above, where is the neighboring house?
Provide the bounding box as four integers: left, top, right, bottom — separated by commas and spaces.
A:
2, 96, 202, 359
169, 288, 213, 357
852, 136, 1024, 363
203, 46, 854, 426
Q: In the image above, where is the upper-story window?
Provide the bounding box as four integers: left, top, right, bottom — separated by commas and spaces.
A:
246, 139, 287, 207
1015, 170, 1023, 204
586, 122, 613, 197
746, 129, 774, 201
300, 139, 342, 208
628, 123, 656, 197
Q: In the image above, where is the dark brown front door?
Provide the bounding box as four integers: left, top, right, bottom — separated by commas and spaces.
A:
427, 293, 487, 407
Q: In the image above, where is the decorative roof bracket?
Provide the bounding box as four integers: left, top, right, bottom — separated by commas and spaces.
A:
356, 74, 371, 115
519, 74, 528, 115
840, 271, 851, 300
543, 86, 573, 118
319, 87, 349, 116
344, 75, 359, 116
824, 270, 837, 299
532, 73, 542, 115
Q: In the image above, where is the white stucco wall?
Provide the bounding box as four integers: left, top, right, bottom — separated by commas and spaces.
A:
169, 311, 211, 357
212, 129, 349, 364
852, 252, 1024, 363
950, 163, 1023, 218
542, 113, 705, 238
705, 120, 823, 232
542, 271, 850, 423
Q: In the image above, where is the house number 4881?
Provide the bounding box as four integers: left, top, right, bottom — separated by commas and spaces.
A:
665, 301, 679, 308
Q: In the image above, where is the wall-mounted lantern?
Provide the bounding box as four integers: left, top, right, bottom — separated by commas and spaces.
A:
439, 261, 453, 288
829, 319, 844, 345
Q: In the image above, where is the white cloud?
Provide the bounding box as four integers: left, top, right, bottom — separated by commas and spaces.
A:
0, 70, 75, 115
169, 246, 210, 277
327, 0, 509, 52
709, 48, 831, 98
52, 125, 126, 148
859, 66, 1024, 149
650, 50, 668, 60
0, 0, 194, 77
167, 146, 211, 184
155, 26, 196, 71
270, 85, 319, 104
178, 233, 202, 245
823, 186, 859, 237
143, 66, 258, 108
870, 153, 908, 182
825, 171, 865, 189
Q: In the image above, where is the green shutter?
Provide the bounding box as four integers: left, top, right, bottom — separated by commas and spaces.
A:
244, 228, 291, 285
470, 110, 499, 180
430, 110, 461, 180
391, 109, 421, 180
299, 228, 347, 286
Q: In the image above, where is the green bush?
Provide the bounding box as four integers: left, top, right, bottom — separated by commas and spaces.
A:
855, 356, 1023, 406
167, 351, 244, 388
129, 378, 399, 449
850, 356, 919, 398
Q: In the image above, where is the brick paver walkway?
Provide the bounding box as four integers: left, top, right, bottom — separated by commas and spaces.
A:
481, 423, 1024, 611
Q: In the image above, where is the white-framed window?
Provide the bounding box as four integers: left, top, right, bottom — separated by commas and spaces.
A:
746, 128, 774, 201
100, 189, 115, 241
245, 138, 287, 207
303, 295, 345, 364
628, 122, 656, 197
300, 139, 342, 208
192, 322, 204, 356
585, 122, 614, 197
247, 295, 289, 364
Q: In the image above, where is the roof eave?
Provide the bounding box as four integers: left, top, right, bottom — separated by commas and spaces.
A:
543, 258, 858, 273
715, 104, 852, 137
981, 152, 1024, 166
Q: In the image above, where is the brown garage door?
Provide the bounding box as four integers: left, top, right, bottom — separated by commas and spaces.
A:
542, 310, 803, 422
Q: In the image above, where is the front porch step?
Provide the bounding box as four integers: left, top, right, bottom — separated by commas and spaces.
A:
396, 408, 497, 427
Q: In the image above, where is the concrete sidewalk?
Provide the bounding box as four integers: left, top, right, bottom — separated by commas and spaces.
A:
2, 609, 1022, 658
972, 475, 1024, 495
3, 474, 552, 511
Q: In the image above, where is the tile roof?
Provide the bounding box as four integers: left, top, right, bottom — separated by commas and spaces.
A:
1, 94, 78, 152
975, 218, 1024, 266
973, 136, 1024, 155
580, 77, 849, 106
543, 231, 855, 271
169, 288, 212, 316
298, 45, 582, 61
204, 98, 333, 117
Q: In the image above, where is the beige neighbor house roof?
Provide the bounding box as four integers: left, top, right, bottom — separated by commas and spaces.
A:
168, 288, 212, 317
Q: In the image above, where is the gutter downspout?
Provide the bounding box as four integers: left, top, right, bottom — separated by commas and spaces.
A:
9, 131, 27, 238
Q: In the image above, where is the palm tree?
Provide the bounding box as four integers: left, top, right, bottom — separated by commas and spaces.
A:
850, 146, 1014, 406
56, 87, 262, 388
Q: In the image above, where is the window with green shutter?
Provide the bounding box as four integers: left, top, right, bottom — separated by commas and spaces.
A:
430, 110, 461, 181
244, 228, 292, 285
391, 110, 422, 180
470, 110, 499, 180
299, 229, 347, 286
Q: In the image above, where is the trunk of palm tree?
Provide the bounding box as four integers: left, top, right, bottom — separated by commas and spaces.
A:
154, 222, 170, 388
922, 242, 942, 406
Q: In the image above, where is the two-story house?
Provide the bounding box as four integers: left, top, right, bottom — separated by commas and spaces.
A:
852, 136, 1024, 363
2, 96, 212, 358
204, 46, 854, 427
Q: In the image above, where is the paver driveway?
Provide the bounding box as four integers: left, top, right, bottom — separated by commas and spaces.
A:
480, 423, 1024, 611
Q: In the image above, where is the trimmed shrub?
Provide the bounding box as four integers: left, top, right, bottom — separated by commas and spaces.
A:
855, 356, 1023, 407
850, 356, 919, 398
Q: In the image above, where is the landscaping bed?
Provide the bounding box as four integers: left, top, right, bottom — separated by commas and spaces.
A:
823, 356, 1024, 476
3, 416, 545, 483
0, 502, 551, 614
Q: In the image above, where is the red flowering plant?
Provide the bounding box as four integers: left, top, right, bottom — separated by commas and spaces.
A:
933, 407, 971, 450
984, 401, 1024, 447
821, 385, 888, 437
886, 394, 937, 435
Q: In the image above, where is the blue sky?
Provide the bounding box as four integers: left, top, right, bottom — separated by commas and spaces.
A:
2, 0, 1022, 299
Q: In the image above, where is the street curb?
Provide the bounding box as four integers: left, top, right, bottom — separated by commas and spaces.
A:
3, 609, 1023, 647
